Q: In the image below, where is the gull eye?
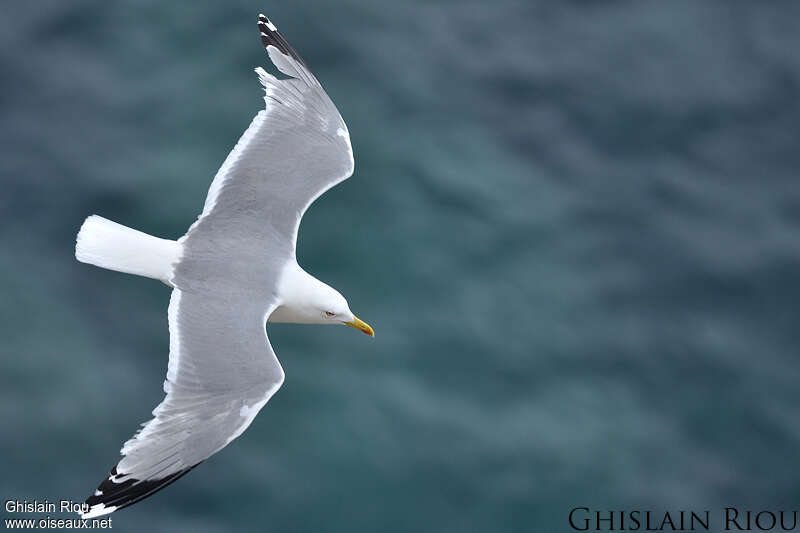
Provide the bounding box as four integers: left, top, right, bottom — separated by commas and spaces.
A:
325, 311, 335, 318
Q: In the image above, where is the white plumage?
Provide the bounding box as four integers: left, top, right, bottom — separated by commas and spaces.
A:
76, 215, 180, 284
75, 14, 374, 518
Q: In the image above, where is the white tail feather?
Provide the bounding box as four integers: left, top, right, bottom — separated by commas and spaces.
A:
75, 215, 181, 283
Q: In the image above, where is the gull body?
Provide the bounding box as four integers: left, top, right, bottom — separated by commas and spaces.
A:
73, 13, 373, 519
76, 218, 369, 329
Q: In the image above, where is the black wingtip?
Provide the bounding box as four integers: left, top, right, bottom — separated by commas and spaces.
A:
256, 13, 308, 68
257, 14, 278, 48
83, 463, 201, 516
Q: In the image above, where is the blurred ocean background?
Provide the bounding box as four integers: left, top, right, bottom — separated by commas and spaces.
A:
2, 1, 800, 531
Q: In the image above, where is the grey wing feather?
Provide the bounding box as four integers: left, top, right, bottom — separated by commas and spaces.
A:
121, 290, 283, 474
183, 14, 354, 257
82, 290, 282, 517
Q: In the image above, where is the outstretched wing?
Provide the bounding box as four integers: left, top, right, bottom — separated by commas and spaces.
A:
182, 13, 355, 256
82, 290, 284, 518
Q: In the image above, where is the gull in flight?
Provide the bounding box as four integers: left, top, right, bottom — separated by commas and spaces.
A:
74, 14, 373, 518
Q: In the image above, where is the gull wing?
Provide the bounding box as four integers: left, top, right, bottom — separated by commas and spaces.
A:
82, 290, 283, 518
182, 13, 355, 256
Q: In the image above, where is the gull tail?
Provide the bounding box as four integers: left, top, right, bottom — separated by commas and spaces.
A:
75, 215, 181, 284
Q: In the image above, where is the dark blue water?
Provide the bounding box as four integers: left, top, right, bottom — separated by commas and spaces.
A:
2, 2, 800, 531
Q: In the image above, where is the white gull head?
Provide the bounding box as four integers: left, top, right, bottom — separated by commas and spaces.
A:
270, 262, 374, 335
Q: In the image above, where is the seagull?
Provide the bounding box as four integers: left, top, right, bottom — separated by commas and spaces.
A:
74, 14, 373, 518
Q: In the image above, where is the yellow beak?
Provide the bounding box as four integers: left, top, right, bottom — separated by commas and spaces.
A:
345, 316, 375, 337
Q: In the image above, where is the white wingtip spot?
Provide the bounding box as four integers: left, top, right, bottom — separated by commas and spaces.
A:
258, 14, 277, 31
94, 489, 103, 497
108, 471, 130, 484
337, 127, 354, 165
80, 503, 117, 519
